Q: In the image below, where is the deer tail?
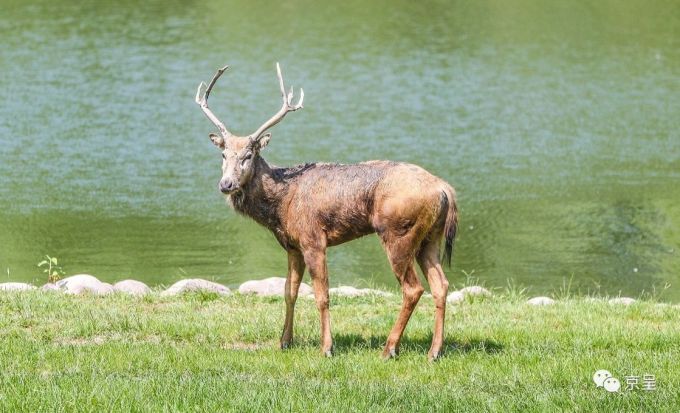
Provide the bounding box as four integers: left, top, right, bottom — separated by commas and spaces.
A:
442, 184, 459, 267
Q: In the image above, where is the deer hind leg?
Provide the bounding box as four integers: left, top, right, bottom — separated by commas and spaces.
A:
381, 233, 425, 359
417, 236, 450, 361
281, 250, 306, 349
303, 248, 333, 356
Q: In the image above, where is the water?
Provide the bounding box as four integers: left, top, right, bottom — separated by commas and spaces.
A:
0, 0, 678, 298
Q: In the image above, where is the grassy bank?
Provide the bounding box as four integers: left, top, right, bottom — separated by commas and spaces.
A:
0, 290, 678, 412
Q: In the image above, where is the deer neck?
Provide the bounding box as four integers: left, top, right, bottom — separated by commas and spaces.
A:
229, 156, 287, 233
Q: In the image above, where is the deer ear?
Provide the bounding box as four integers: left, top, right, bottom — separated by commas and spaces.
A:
257, 133, 272, 149
209, 133, 225, 149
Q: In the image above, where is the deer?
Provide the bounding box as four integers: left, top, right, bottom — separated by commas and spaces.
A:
195, 63, 458, 361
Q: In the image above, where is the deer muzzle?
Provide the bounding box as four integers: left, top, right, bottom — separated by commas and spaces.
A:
218, 178, 239, 194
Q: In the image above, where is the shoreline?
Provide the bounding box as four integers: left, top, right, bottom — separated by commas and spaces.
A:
0, 274, 671, 306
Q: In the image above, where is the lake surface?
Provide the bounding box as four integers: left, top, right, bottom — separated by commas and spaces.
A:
1, 0, 678, 298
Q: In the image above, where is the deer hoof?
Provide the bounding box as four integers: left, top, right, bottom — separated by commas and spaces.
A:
323, 349, 333, 358
382, 347, 398, 360
428, 350, 442, 362
280, 341, 291, 350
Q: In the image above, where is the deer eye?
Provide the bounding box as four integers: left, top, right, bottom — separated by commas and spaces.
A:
222, 153, 226, 160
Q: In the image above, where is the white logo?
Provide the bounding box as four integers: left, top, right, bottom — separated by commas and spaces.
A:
594, 370, 656, 393
593, 370, 620, 393
593, 370, 612, 388
603, 377, 621, 393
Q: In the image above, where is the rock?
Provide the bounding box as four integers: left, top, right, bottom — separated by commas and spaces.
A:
238, 277, 313, 297
0, 282, 36, 291
329, 286, 393, 297
41, 283, 59, 291
446, 291, 465, 303
113, 280, 151, 296
299, 283, 314, 296
609, 297, 636, 306
527, 296, 555, 306
56, 274, 114, 295
329, 286, 363, 297
459, 286, 492, 297
447, 286, 492, 304
161, 279, 230, 296
372, 289, 394, 297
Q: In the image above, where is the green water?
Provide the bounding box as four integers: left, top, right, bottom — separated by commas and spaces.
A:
1, 0, 678, 298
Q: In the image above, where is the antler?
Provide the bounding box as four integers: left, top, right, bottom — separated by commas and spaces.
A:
248, 62, 304, 142
195, 65, 233, 138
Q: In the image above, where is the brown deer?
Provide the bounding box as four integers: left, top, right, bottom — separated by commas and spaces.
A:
195, 63, 458, 360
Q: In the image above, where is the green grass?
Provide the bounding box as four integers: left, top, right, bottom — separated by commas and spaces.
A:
0, 290, 678, 412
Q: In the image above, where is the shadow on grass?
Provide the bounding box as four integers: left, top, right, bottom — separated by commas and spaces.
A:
293, 333, 504, 358
447, 338, 504, 354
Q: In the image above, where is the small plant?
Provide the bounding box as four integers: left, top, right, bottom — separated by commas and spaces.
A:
554, 274, 576, 301
504, 279, 529, 302
37, 255, 65, 283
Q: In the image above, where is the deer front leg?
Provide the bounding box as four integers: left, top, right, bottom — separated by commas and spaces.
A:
303, 248, 333, 357
280, 250, 305, 349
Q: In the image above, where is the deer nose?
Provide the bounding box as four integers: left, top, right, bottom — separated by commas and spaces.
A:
219, 179, 237, 194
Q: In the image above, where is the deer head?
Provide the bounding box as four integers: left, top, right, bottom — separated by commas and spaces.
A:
195, 63, 304, 194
